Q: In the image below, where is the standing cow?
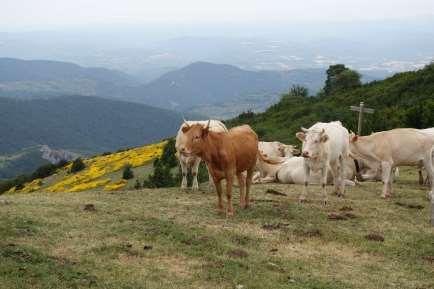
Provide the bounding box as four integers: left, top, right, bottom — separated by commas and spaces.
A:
296, 121, 350, 204
175, 120, 227, 191
349, 128, 434, 199
179, 122, 258, 217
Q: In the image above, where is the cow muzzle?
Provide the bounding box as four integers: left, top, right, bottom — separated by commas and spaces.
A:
302, 151, 310, 158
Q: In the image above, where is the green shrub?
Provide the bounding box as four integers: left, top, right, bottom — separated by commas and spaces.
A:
70, 158, 86, 173
122, 164, 134, 180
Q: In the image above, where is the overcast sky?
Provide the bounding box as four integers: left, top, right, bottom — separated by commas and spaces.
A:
2, 0, 434, 31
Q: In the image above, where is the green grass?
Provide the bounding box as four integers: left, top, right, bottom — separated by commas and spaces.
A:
1, 168, 433, 289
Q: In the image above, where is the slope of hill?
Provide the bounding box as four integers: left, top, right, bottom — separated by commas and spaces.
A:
228, 63, 434, 144
0, 96, 185, 178
0, 58, 137, 98
5, 141, 165, 194
127, 62, 327, 118
1, 169, 433, 288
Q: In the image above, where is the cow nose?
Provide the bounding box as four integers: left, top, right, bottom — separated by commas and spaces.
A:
302, 151, 309, 158
180, 147, 185, 152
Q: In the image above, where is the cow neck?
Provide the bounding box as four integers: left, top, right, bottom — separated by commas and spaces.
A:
351, 136, 378, 162
199, 131, 221, 164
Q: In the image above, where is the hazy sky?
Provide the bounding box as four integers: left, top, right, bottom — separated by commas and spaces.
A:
2, 0, 434, 31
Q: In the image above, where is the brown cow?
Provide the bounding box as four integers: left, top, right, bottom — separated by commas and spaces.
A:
179, 122, 258, 216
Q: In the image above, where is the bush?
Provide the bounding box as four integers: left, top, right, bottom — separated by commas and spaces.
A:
70, 158, 86, 173
122, 164, 134, 180
134, 179, 141, 189
143, 158, 176, 188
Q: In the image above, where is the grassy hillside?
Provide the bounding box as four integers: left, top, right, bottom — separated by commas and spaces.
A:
5, 141, 166, 194
1, 168, 433, 289
0, 57, 137, 98
228, 63, 434, 144
128, 62, 328, 118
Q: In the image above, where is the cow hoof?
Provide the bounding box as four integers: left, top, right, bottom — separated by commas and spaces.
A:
298, 197, 306, 204
381, 194, 391, 199
192, 186, 199, 192
226, 211, 234, 218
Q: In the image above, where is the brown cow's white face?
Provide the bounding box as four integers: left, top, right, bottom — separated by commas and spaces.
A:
296, 128, 328, 159
179, 124, 208, 156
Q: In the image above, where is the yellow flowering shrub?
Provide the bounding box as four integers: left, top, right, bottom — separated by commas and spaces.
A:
11, 141, 166, 194
104, 180, 128, 191
43, 141, 166, 193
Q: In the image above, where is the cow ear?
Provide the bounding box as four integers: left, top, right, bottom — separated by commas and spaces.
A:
201, 126, 209, 138
182, 125, 191, 133
320, 134, 329, 142
352, 135, 358, 142
296, 132, 305, 141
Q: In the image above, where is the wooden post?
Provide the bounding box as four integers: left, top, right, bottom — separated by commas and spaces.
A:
350, 102, 374, 136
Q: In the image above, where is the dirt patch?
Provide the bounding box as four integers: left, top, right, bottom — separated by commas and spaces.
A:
262, 222, 289, 230
339, 206, 353, 211
293, 228, 322, 238
395, 202, 424, 210
265, 189, 287, 197
143, 245, 153, 250
83, 204, 96, 212
422, 256, 434, 263
328, 212, 357, 220
227, 249, 249, 258
365, 233, 385, 242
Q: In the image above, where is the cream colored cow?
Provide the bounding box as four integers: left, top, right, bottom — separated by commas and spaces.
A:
349, 128, 434, 199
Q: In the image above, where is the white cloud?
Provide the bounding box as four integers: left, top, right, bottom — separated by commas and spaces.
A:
1, 0, 433, 30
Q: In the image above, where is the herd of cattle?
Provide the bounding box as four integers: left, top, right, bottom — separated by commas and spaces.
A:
175, 120, 434, 218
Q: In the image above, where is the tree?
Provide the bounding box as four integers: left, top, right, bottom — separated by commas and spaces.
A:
143, 159, 175, 188
160, 138, 178, 168
323, 64, 361, 96
289, 85, 309, 97
122, 164, 134, 180
70, 158, 85, 173
134, 179, 142, 189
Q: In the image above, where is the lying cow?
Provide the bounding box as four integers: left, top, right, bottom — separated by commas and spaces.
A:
175, 120, 227, 191
254, 141, 299, 182
259, 141, 299, 158
179, 122, 259, 217
349, 128, 434, 199
254, 155, 356, 186
296, 121, 350, 204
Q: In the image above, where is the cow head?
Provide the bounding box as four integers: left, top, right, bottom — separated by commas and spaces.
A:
296, 127, 329, 159
179, 120, 210, 156
278, 144, 300, 157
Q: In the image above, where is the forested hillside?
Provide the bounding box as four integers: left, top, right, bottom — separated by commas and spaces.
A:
228, 63, 434, 144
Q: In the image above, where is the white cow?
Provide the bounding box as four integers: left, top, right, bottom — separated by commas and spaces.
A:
296, 121, 350, 204
175, 120, 228, 191
253, 141, 299, 182
258, 141, 299, 158
418, 128, 434, 185
254, 155, 356, 186
349, 128, 434, 199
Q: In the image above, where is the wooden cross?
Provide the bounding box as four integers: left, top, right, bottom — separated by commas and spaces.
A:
350, 102, 374, 135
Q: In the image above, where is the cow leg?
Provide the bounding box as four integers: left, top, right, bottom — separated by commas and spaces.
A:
419, 169, 425, 185
422, 149, 434, 200
321, 166, 328, 205
214, 180, 224, 214
180, 159, 189, 190
245, 168, 254, 208
337, 156, 345, 197
381, 161, 392, 198
191, 158, 201, 191
237, 172, 246, 209
225, 172, 235, 217
206, 164, 215, 192
299, 161, 310, 203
